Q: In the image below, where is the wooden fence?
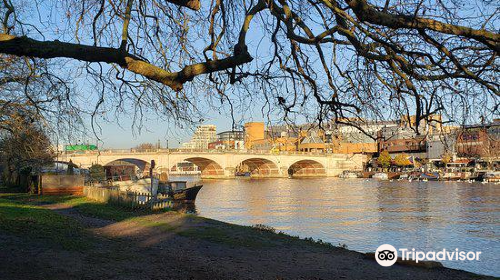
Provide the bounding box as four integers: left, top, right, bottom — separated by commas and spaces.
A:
83, 186, 172, 210
41, 174, 85, 195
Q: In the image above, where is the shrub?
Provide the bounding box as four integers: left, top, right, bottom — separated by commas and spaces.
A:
252, 224, 276, 233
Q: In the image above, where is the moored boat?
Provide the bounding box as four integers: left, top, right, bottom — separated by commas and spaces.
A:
172, 185, 203, 201
420, 172, 440, 181
339, 171, 359, 179
112, 177, 159, 193
442, 172, 462, 181
160, 180, 203, 202
235, 171, 251, 177
483, 171, 500, 183
372, 172, 388, 180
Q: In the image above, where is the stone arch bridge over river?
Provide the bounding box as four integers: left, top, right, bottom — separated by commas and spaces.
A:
61, 149, 367, 179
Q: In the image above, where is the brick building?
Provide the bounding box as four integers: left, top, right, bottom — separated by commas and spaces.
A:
456, 121, 500, 159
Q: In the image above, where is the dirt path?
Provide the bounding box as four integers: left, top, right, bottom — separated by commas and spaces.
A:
43, 203, 114, 228
1, 203, 495, 280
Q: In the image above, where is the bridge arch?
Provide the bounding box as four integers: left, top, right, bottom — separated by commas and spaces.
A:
236, 158, 280, 177
103, 158, 151, 180
288, 160, 326, 177
170, 157, 225, 178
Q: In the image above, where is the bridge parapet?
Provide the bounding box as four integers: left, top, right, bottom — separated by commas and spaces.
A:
62, 150, 368, 178
62, 148, 339, 157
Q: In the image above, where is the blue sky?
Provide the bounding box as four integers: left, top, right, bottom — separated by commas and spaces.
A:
48, 2, 314, 149
28, 2, 281, 149
91, 108, 264, 149
19, 1, 498, 149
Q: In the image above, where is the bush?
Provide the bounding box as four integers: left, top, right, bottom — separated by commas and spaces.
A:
89, 164, 105, 181
252, 224, 276, 233
377, 150, 392, 169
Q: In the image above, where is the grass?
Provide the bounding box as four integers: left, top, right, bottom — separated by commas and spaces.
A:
0, 193, 154, 221
178, 225, 278, 248
0, 193, 345, 251
176, 221, 342, 249
71, 199, 150, 221
134, 219, 180, 231
0, 196, 93, 251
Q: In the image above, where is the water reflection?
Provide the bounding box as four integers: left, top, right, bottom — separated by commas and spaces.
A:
195, 178, 500, 277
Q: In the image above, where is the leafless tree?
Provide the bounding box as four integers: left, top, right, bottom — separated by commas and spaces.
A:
0, 0, 498, 135
0, 112, 55, 188
134, 142, 157, 150
0, 54, 86, 141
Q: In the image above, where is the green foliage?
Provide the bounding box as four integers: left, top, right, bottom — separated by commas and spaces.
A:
394, 153, 411, 167
89, 164, 105, 181
377, 150, 392, 168
442, 152, 453, 164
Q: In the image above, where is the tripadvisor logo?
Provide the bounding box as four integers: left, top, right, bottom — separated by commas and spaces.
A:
375, 244, 482, 267
375, 244, 398, 267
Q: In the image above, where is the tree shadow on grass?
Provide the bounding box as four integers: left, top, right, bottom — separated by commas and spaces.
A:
0, 193, 160, 221
0, 198, 93, 251
0, 193, 333, 249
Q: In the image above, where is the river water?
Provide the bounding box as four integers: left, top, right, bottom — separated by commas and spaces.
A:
192, 178, 499, 277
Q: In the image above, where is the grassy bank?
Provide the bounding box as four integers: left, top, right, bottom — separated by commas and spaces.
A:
0, 193, 494, 280
0, 193, 155, 220
0, 193, 335, 249
0, 195, 93, 250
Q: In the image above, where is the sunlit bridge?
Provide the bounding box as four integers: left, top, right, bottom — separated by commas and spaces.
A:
288, 160, 326, 177
236, 158, 280, 178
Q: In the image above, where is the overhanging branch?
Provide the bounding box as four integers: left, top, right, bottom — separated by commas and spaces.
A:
165, 0, 201, 11
0, 34, 253, 91
345, 0, 500, 53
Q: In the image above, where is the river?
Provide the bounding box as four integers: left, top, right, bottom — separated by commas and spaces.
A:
191, 178, 499, 277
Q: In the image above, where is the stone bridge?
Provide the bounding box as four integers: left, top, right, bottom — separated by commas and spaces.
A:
61, 149, 367, 179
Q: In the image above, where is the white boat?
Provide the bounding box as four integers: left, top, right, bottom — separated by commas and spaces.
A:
168, 170, 202, 175
113, 178, 159, 194
112, 178, 203, 202
339, 171, 359, 179
483, 171, 500, 183
372, 173, 388, 180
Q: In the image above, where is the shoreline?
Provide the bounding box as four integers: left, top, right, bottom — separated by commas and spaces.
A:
190, 215, 498, 278
0, 193, 497, 280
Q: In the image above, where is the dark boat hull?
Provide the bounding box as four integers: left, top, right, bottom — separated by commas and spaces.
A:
172, 185, 203, 202
420, 172, 440, 181
235, 172, 251, 177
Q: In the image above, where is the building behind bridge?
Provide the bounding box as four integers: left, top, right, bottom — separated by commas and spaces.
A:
175, 118, 499, 170
208, 130, 245, 150
181, 125, 217, 150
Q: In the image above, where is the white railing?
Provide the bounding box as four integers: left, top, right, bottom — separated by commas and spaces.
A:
62, 148, 337, 157
83, 186, 172, 210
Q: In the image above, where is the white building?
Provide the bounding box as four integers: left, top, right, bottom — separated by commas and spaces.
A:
181, 125, 217, 150
335, 120, 398, 143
